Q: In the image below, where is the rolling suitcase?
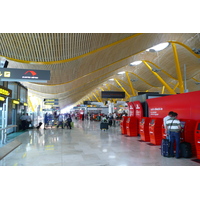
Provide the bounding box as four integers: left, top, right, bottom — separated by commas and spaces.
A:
161, 139, 171, 157
100, 122, 109, 130
180, 142, 192, 158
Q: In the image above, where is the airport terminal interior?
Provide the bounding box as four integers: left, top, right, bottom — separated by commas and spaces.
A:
1, 33, 200, 167
1, 119, 200, 166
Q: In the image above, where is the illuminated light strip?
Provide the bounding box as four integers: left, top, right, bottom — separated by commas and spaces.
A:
2, 34, 143, 64
13, 100, 20, 104
0, 88, 10, 96
0, 97, 5, 101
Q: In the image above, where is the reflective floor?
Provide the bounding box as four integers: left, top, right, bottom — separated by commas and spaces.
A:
1, 119, 200, 166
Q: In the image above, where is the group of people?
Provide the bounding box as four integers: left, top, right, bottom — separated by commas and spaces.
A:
44, 113, 73, 130
20, 113, 32, 131
163, 111, 182, 158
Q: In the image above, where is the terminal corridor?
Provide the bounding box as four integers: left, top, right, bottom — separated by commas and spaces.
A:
0, 119, 200, 166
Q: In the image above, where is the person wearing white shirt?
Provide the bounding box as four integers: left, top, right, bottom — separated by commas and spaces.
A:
57, 114, 64, 129
163, 111, 174, 139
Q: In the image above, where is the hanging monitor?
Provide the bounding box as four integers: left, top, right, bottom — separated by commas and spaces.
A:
101, 91, 125, 98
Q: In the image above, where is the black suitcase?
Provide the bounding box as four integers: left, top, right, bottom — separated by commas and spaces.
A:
180, 142, 192, 158
161, 139, 171, 157
100, 122, 109, 130
36, 122, 43, 129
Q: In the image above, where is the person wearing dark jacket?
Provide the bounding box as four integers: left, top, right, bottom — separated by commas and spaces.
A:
66, 115, 72, 129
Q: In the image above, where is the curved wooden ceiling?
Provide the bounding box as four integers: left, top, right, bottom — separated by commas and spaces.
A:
0, 33, 200, 109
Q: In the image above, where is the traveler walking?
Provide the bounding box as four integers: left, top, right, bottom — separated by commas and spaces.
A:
57, 114, 64, 129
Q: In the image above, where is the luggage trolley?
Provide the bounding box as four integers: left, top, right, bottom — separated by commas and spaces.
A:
100, 119, 109, 131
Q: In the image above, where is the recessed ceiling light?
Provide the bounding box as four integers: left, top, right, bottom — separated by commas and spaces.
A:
109, 78, 114, 81
130, 61, 142, 66
146, 42, 169, 52
117, 71, 125, 75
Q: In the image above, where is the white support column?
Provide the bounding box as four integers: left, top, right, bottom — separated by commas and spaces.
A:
108, 101, 114, 114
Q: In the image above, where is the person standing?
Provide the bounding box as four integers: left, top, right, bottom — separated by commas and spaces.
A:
20, 113, 28, 131
163, 111, 174, 139
57, 114, 64, 129
44, 113, 49, 129
66, 115, 72, 129
166, 112, 181, 158
26, 113, 32, 129
112, 112, 117, 126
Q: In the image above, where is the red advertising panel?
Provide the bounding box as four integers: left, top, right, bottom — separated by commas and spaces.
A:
128, 102, 135, 116
133, 101, 143, 119
146, 91, 200, 120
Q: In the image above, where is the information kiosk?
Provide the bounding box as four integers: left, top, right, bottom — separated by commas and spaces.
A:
195, 120, 200, 159
180, 119, 196, 155
126, 116, 138, 137
139, 117, 151, 142
149, 118, 163, 145
120, 116, 128, 135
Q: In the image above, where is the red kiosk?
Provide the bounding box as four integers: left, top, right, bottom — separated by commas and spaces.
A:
139, 117, 151, 142
179, 119, 197, 156
126, 116, 138, 137
194, 120, 200, 159
120, 116, 128, 135
149, 118, 163, 145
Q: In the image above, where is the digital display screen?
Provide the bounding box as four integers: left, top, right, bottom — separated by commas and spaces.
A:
180, 121, 186, 128
101, 91, 125, 98
197, 123, 200, 130
150, 119, 155, 124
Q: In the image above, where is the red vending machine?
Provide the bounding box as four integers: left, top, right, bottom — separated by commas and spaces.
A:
120, 116, 128, 135
194, 120, 200, 159
126, 116, 138, 137
179, 119, 196, 156
149, 118, 163, 145
139, 117, 151, 142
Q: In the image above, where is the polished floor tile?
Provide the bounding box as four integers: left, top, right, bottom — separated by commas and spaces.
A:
0, 119, 200, 166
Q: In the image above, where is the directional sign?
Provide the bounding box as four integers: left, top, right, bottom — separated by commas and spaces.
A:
44, 102, 59, 105
44, 99, 59, 102
0, 68, 50, 82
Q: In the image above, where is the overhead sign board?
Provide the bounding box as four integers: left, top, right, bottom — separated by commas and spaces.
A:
44, 102, 59, 105
0, 68, 50, 82
101, 91, 125, 99
44, 99, 59, 102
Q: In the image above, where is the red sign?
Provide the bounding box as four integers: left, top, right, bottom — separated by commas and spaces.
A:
128, 102, 135, 116
133, 101, 143, 119
147, 90, 200, 120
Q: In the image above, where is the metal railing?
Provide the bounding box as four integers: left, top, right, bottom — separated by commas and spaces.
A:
0, 125, 18, 145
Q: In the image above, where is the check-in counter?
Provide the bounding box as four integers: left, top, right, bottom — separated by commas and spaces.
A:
126, 116, 138, 137
120, 116, 128, 135
139, 117, 151, 142
149, 118, 163, 145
